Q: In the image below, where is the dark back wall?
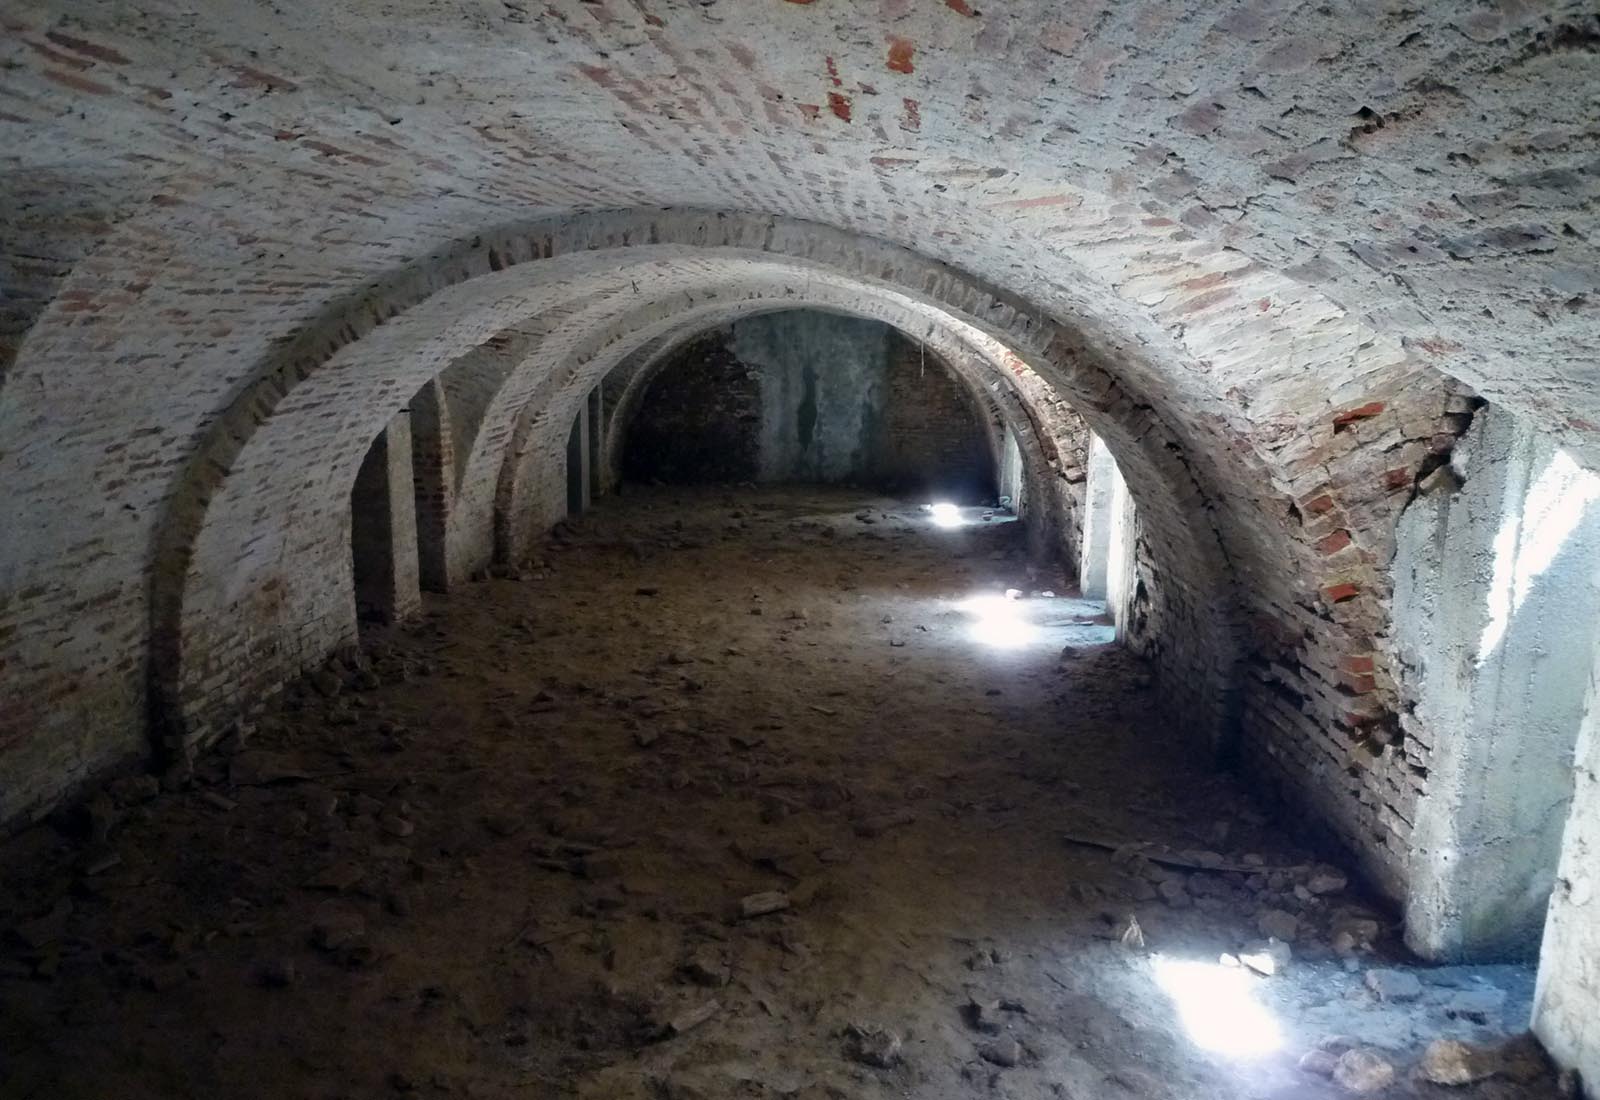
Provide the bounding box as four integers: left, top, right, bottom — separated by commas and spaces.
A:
623, 311, 995, 499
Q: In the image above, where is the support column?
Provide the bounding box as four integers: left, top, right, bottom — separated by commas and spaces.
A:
1106, 466, 1136, 641
997, 427, 1024, 511
350, 410, 422, 624
1398, 408, 1600, 960
565, 403, 591, 516
408, 377, 454, 592
587, 386, 605, 499
1079, 434, 1119, 603
1534, 640, 1600, 1090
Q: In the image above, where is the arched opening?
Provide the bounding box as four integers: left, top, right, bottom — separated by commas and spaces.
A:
618, 309, 1000, 504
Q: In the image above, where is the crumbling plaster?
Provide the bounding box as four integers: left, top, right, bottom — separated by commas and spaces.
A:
1396, 408, 1600, 961
1535, 639, 1600, 1096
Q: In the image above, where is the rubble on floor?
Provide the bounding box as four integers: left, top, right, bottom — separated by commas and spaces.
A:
0, 488, 1566, 1099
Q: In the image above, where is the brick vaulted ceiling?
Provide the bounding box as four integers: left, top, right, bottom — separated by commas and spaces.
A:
4, 0, 1597, 435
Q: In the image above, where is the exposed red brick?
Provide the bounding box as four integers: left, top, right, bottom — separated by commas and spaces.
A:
25, 38, 93, 69
1340, 671, 1378, 695
1332, 401, 1386, 429
229, 64, 299, 92
1316, 529, 1352, 555
1322, 582, 1361, 603
42, 69, 115, 95
1341, 654, 1376, 675
44, 31, 130, 64
989, 193, 1075, 210
886, 37, 915, 74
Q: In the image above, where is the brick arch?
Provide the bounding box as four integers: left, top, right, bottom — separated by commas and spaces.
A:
531, 304, 1069, 562
3, 205, 1441, 895
470, 276, 1237, 707
596, 314, 1017, 506
145, 222, 1248, 762
488, 296, 1052, 561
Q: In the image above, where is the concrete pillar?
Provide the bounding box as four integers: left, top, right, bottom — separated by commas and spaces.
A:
408, 377, 454, 592
1079, 434, 1119, 603
1397, 408, 1600, 960
997, 427, 1024, 511
587, 386, 605, 499
1106, 465, 1136, 641
350, 410, 421, 624
565, 401, 591, 516
1533, 639, 1600, 1092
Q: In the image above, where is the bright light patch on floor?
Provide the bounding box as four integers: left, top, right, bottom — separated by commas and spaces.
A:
1150, 956, 1283, 1058
958, 593, 1040, 648
929, 501, 964, 529
1478, 449, 1600, 662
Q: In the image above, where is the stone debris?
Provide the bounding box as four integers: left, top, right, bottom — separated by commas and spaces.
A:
311, 910, 366, 951
1419, 1038, 1498, 1086
378, 813, 414, 837
663, 999, 721, 1038
1306, 866, 1349, 895
1256, 907, 1299, 942
963, 996, 1003, 1034
1364, 968, 1423, 1003
0, 489, 1571, 1099
737, 891, 790, 919
1330, 915, 1381, 955
1333, 1048, 1397, 1093
1236, 937, 1292, 977
1299, 1049, 1340, 1077
844, 1023, 903, 1068
978, 1036, 1022, 1067
679, 949, 730, 988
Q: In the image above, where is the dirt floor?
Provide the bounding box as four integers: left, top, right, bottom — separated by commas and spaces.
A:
0, 486, 1571, 1099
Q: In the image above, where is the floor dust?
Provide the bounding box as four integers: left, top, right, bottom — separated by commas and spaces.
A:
0, 487, 1563, 1099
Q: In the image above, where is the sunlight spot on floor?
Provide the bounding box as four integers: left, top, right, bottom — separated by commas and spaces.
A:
928, 501, 964, 528
957, 592, 1040, 648
1150, 956, 1283, 1058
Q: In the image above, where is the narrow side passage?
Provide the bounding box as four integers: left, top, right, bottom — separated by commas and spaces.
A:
0, 490, 1561, 1100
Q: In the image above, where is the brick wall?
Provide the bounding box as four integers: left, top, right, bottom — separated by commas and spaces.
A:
1233, 380, 1481, 896
873, 330, 995, 498
622, 329, 761, 484
618, 315, 998, 498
